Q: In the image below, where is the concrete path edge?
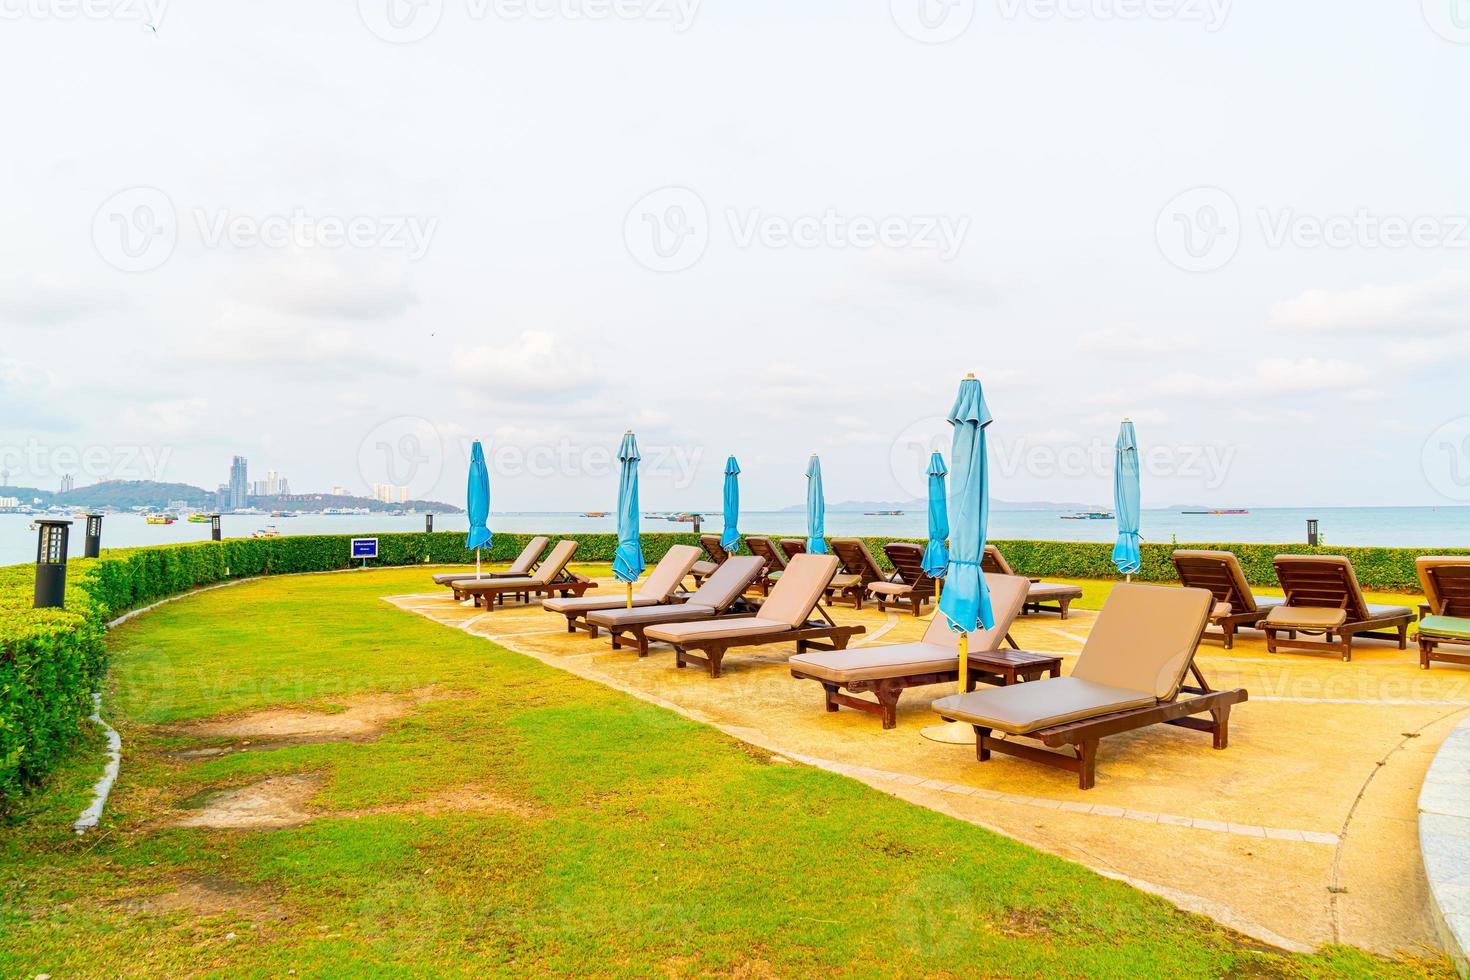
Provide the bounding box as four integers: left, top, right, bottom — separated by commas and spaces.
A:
1420, 711, 1470, 977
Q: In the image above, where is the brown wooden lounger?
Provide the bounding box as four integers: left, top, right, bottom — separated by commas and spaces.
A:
866, 542, 937, 617
779, 538, 807, 561
454, 540, 591, 610
931, 584, 1248, 789
436, 536, 550, 594
645, 554, 865, 678
1263, 555, 1413, 662
1415, 557, 1470, 669
790, 574, 1032, 728
583, 556, 767, 656
1170, 549, 1284, 649
690, 534, 731, 587
744, 536, 787, 595
828, 537, 886, 610
542, 545, 701, 636
982, 545, 1083, 619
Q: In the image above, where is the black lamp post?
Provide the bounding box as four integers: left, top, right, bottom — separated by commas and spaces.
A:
34, 519, 70, 609
83, 513, 103, 558
691, 513, 702, 534
425, 513, 434, 533
210, 514, 222, 541
1307, 519, 1319, 547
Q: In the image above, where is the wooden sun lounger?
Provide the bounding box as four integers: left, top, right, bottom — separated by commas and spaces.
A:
779, 538, 807, 561
744, 536, 787, 595
1171, 549, 1283, 649
690, 534, 730, 587
866, 542, 937, 617
790, 574, 1033, 728
453, 540, 591, 610
827, 537, 886, 610
542, 545, 701, 636
645, 554, 865, 678
983, 545, 1082, 619
436, 536, 550, 595
931, 584, 1249, 789
1415, 557, 1470, 669
583, 556, 766, 656
1263, 555, 1413, 662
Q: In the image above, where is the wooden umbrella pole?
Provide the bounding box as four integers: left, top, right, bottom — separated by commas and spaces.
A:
957, 633, 968, 694
476, 547, 482, 579
626, 581, 633, 609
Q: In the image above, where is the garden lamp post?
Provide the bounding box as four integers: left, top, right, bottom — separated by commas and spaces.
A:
83, 513, 103, 558
1307, 519, 1319, 547
34, 519, 70, 609
210, 514, 222, 542
425, 513, 434, 533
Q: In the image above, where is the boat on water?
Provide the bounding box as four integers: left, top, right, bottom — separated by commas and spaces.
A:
582, 511, 609, 518
1182, 509, 1250, 515
864, 510, 905, 516
252, 526, 280, 539
187, 513, 213, 523
145, 513, 176, 525
1060, 511, 1115, 521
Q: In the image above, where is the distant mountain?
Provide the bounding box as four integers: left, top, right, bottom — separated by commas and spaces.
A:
0, 480, 460, 514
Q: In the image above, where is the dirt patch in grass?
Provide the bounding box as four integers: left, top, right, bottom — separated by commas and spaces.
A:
356, 784, 546, 819
176, 774, 322, 830
172, 688, 456, 745
122, 875, 286, 920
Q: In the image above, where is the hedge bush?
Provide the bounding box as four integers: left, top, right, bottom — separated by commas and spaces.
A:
2, 528, 1459, 812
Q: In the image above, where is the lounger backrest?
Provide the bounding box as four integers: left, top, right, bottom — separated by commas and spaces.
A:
1273, 555, 1369, 621
637, 545, 701, 600
531, 540, 579, 584
921, 573, 1029, 653
883, 543, 932, 589
981, 545, 1014, 576
830, 538, 884, 585
1072, 584, 1211, 701
508, 536, 551, 576
1171, 550, 1259, 613
758, 553, 840, 628
779, 538, 807, 560
745, 536, 787, 571
688, 556, 765, 610
700, 534, 729, 564
1418, 557, 1470, 617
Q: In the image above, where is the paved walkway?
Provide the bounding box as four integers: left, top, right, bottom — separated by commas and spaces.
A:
390, 575, 1470, 960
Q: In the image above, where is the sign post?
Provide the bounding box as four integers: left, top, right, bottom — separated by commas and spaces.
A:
351, 537, 379, 570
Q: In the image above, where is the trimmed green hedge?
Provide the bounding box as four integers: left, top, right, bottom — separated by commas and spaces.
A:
1, 529, 1457, 812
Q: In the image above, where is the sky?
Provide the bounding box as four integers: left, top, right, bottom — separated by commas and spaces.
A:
2, 0, 1469, 512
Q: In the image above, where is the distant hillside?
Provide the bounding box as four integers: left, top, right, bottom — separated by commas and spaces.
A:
0, 480, 460, 513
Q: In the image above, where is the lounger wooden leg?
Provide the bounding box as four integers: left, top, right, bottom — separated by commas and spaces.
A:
706, 646, 725, 679
1058, 598, 1071, 620
1076, 741, 1098, 790
822, 683, 841, 713
1342, 634, 1352, 663
610, 630, 622, 650
1222, 622, 1235, 650
851, 590, 861, 610
1265, 628, 1277, 653
876, 681, 902, 729
1398, 623, 1409, 650
1211, 702, 1232, 750
1421, 638, 1431, 669
832, 634, 853, 651
637, 631, 649, 657
975, 726, 992, 762
674, 647, 687, 669
587, 624, 599, 639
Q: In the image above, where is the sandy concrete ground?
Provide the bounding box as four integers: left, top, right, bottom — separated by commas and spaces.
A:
389, 572, 1470, 959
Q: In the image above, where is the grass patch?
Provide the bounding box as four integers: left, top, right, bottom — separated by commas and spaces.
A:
0, 567, 1449, 977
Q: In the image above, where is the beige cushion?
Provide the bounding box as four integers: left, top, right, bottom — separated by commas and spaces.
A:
635, 545, 702, 601
1071, 584, 1211, 700
830, 573, 862, 589
1273, 554, 1371, 621
867, 581, 912, 597
586, 602, 716, 629
758, 554, 839, 628
1028, 582, 1083, 601
1210, 600, 1232, 619
923, 575, 1030, 649
457, 575, 538, 594
691, 560, 718, 577
543, 594, 657, 614
1364, 604, 1414, 621
933, 677, 1156, 735
687, 556, 765, 610
507, 536, 551, 575
1266, 605, 1348, 630
645, 617, 791, 644
531, 540, 579, 584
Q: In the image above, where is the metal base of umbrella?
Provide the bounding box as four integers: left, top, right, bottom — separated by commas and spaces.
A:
919, 721, 975, 744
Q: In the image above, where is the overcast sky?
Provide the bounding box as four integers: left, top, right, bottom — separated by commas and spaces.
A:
2, 1, 1469, 511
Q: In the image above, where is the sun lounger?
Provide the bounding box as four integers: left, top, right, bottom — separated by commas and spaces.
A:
931, 583, 1248, 789
1171, 549, 1284, 649
1263, 555, 1413, 661
828, 537, 887, 609
744, 536, 787, 595
779, 538, 807, 561
434, 536, 550, 593
790, 574, 1032, 728
866, 542, 938, 617
1415, 557, 1470, 669
453, 540, 590, 609
542, 545, 701, 635
983, 545, 1083, 619
584, 556, 767, 656
645, 553, 866, 678
690, 534, 731, 586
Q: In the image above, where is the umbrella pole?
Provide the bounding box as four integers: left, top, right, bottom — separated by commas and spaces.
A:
626, 581, 633, 609
920, 632, 977, 744
476, 548, 482, 580
957, 633, 968, 694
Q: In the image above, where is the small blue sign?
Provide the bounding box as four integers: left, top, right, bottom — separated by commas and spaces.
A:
351, 538, 379, 560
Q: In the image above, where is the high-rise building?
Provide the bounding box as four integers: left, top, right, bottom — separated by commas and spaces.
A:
215, 484, 229, 512
229, 456, 248, 510
398, 486, 409, 504
59, 474, 74, 494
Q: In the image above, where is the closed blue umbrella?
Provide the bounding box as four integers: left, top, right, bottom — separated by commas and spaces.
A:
612, 431, 645, 607
720, 456, 742, 553
805, 454, 828, 555
938, 373, 994, 694
922, 451, 949, 586
465, 440, 492, 579
1111, 418, 1142, 579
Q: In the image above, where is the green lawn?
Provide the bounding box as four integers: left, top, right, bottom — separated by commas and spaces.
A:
0, 568, 1449, 978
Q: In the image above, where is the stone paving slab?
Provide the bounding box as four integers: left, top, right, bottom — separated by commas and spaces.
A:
1422, 720, 1470, 976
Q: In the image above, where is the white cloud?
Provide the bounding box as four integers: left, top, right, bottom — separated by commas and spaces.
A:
451, 331, 602, 402
1268, 272, 1470, 334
